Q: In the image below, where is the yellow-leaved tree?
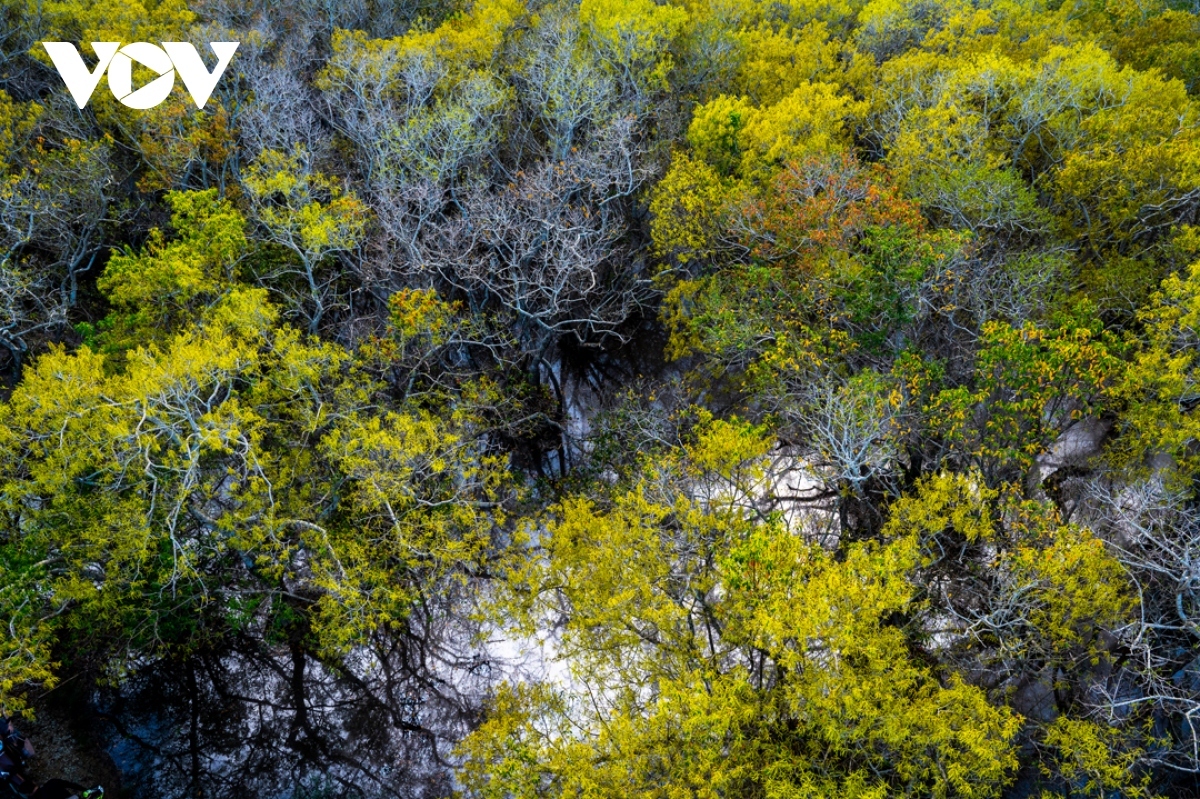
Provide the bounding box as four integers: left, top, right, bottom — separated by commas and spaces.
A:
0, 195, 511, 701
458, 419, 1024, 799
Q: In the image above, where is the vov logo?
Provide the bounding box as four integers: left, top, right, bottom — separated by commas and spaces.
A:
42, 41, 239, 110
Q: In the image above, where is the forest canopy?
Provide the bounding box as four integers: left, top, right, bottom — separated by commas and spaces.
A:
2, 0, 1200, 797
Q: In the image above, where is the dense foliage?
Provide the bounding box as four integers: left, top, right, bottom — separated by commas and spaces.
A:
2, 0, 1200, 796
